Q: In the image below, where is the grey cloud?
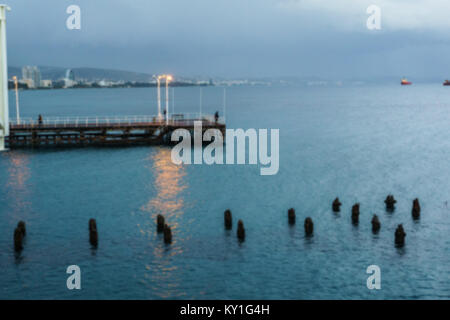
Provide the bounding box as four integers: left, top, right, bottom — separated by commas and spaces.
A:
4, 0, 450, 78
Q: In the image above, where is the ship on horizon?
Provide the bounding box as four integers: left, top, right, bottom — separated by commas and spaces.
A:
401, 78, 412, 85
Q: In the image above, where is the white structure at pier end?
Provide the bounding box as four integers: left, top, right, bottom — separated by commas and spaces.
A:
0, 4, 10, 151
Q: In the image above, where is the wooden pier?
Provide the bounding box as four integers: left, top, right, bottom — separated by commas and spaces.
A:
5, 114, 226, 148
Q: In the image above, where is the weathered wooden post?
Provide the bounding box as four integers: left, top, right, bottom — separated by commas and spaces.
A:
17, 221, 26, 236
14, 228, 23, 251
89, 218, 98, 247
332, 197, 342, 212
224, 209, 232, 230
384, 195, 396, 211
163, 224, 172, 244
395, 224, 406, 246
237, 220, 245, 241
89, 218, 96, 231
157, 214, 165, 233
412, 198, 421, 219
351, 203, 360, 225
304, 217, 314, 236
288, 208, 296, 225
13, 220, 26, 252
371, 214, 380, 233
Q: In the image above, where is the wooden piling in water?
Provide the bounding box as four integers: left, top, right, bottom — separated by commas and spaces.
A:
332, 197, 342, 212
89, 218, 98, 247
412, 198, 421, 219
351, 203, 360, 225
371, 214, 380, 233
14, 221, 26, 252
163, 224, 172, 244
17, 221, 26, 236
288, 208, 296, 225
385, 195, 396, 211
237, 220, 245, 241
304, 217, 314, 236
157, 214, 165, 233
395, 224, 406, 246
224, 209, 232, 230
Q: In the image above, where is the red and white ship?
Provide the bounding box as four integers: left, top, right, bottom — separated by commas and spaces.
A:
401, 78, 412, 85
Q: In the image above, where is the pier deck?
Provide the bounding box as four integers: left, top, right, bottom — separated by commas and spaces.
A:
6, 114, 226, 148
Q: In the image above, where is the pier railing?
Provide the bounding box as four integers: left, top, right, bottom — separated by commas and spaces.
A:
9, 113, 225, 128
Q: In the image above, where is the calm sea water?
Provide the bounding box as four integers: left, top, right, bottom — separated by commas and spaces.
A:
0, 84, 449, 299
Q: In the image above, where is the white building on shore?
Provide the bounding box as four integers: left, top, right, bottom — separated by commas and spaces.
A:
22, 66, 41, 88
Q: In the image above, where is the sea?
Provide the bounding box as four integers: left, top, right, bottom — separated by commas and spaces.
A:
0, 84, 449, 299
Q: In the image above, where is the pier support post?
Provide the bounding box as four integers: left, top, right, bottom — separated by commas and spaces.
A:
0, 5, 10, 152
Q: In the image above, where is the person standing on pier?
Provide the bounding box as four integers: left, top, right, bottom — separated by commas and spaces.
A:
38, 114, 43, 126
214, 111, 219, 123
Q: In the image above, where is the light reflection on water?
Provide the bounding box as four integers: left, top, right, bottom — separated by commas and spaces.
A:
143, 147, 187, 222
4, 151, 32, 223
141, 147, 188, 298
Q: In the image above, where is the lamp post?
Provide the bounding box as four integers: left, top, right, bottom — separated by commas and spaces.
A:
154, 74, 173, 124
13, 76, 19, 124
199, 87, 202, 119
165, 75, 172, 125
0, 4, 10, 151
223, 87, 226, 123
156, 75, 162, 120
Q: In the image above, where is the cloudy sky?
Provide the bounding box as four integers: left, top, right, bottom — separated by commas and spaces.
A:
5, 0, 450, 78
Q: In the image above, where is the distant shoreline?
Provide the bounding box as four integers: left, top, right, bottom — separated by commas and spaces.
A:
8, 81, 212, 91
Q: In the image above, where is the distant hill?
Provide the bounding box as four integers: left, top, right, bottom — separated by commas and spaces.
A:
8, 66, 154, 82
70, 67, 153, 82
